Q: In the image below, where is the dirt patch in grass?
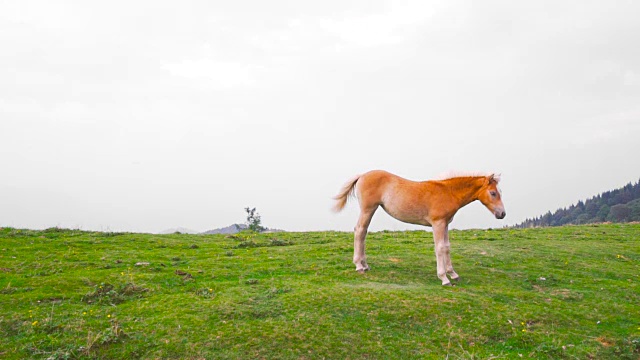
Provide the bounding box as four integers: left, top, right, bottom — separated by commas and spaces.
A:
82, 282, 149, 305
551, 289, 584, 301
345, 281, 419, 291
596, 337, 614, 347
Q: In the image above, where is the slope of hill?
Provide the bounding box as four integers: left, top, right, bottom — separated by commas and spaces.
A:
201, 224, 285, 234
1, 225, 638, 359
201, 223, 247, 234
159, 227, 200, 234
516, 178, 640, 227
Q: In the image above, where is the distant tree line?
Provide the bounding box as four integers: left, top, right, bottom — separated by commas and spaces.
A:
515, 178, 640, 228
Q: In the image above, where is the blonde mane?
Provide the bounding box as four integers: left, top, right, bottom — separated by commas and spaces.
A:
433, 171, 501, 183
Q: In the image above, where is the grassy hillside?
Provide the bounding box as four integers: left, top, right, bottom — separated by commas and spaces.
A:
1, 225, 639, 359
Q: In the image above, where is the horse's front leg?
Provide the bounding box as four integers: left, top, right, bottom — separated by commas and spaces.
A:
432, 222, 451, 286
443, 225, 459, 282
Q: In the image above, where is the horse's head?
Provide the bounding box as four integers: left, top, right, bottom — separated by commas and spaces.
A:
478, 174, 506, 219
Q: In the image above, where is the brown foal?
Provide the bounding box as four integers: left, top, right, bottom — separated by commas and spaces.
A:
333, 170, 506, 285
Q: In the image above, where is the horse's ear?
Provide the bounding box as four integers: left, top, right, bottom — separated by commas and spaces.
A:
489, 173, 501, 184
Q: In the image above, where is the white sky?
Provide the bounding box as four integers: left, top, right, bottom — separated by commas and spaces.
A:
2, 0, 640, 233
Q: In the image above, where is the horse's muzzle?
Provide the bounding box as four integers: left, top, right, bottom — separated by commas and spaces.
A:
495, 210, 506, 219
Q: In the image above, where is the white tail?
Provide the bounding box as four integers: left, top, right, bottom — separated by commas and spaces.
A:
332, 175, 360, 212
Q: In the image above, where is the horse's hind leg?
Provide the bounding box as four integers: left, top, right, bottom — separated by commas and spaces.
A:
353, 206, 377, 273
443, 225, 459, 282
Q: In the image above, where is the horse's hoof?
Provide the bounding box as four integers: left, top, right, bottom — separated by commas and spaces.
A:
356, 269, 366, 274
451, 276, 460, 283
442, 282, 452, 286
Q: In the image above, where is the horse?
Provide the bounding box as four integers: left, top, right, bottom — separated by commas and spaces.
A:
333, 170, 506, 286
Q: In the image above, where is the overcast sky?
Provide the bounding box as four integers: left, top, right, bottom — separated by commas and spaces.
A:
2, 1, 640, 233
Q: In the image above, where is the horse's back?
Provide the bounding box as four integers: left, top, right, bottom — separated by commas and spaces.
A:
356, 170, 421, 203
354, 170, 391, 199
357, 170, 410, 191
355, 170, 432, 225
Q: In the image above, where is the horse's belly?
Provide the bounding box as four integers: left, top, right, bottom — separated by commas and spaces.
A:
380, 203, 431, 227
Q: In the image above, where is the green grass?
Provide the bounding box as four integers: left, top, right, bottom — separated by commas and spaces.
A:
1, 224, 639, 359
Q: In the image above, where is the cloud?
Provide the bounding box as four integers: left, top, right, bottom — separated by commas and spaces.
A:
0, 2, 74, 30
318, 2, 441, 48
50, 101, 96, 124
161, 58, 261, 88
2, 1, 640, 232
0, 98, 97, 125
574, 110, 640, 145
623, 71, 640, 87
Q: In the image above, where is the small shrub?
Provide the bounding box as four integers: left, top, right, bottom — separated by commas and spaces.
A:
245, 207, 265, 232
0, 285, 34, 295
265, 287, 292, 299
233, 239, 293, 249
82, 282, 148, 305
195, 288, 216, 299
97, 231, 125, 237
235, 240, 259, 249
269, 239, 293, 246
100, 320, 127, 344
44, 227, 68, 233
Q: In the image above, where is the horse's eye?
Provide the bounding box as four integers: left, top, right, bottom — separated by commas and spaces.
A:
490, 191, 497, 197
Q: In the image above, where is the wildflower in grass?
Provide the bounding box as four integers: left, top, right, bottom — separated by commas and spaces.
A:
521, 329, 526, 332
32, 321, 38, 326
83, 312, 87, 315
209, 288, 213, 292
107, 314, 111, 318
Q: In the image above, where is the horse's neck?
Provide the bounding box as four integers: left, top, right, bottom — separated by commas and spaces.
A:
442, 177, 485, 206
